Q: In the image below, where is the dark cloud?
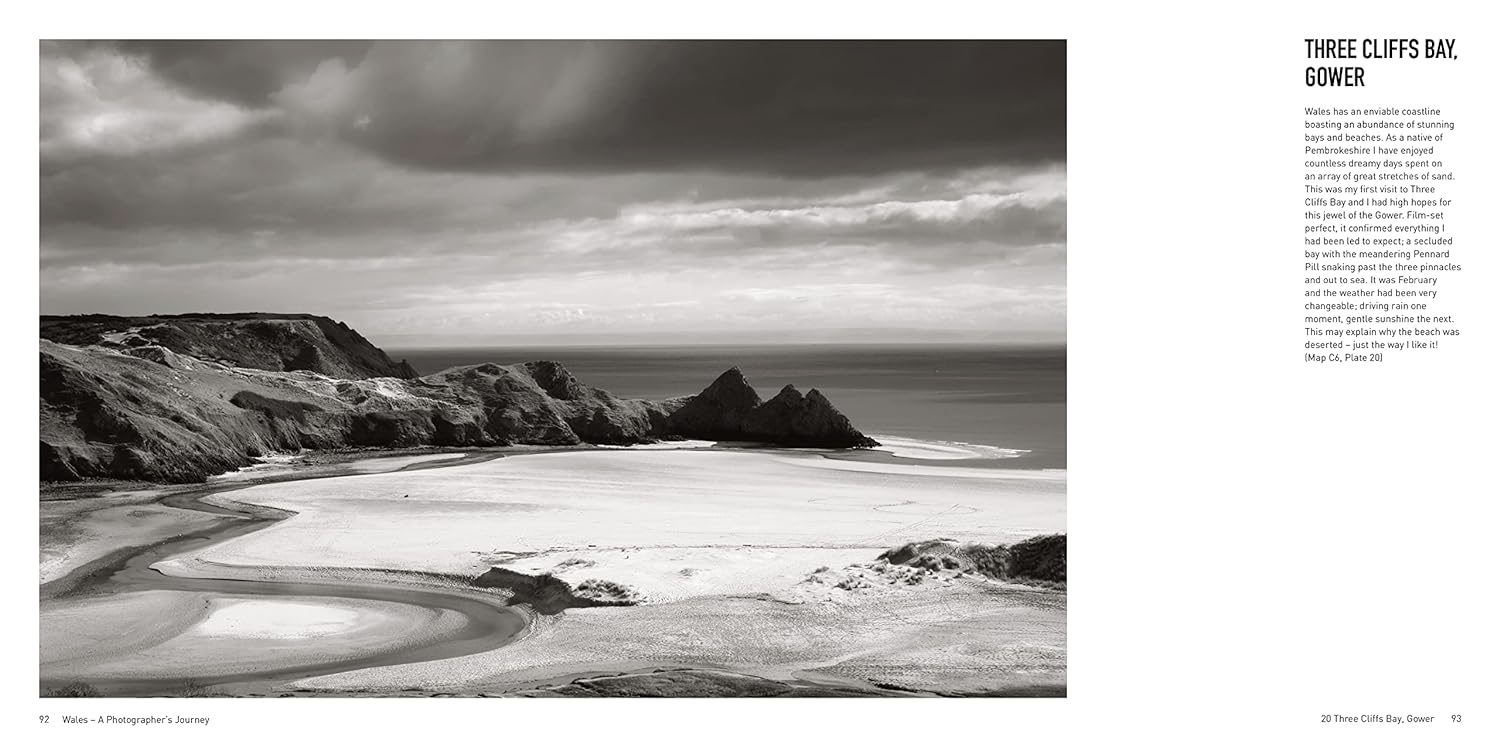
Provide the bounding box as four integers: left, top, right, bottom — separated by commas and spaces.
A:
371, 41, 1063, 176
39, 40, 1066, 338
113, 40, 373, 106
88, 40, 1063, 177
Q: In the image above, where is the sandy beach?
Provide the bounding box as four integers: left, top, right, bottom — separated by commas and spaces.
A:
40, 442, 1065, 696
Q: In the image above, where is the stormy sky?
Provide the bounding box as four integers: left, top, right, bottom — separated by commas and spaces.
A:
40, 40, 1066, 344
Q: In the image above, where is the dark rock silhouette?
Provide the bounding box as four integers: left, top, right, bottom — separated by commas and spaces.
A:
741, 384, 879, 448
663, 367, 763, 439
471, 567, 638, 613
670, 369, 878, 448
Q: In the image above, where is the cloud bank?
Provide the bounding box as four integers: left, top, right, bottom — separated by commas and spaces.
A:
41, 40, 1066, 343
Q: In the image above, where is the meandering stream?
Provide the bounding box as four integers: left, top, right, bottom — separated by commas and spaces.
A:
40, 452, 530, 697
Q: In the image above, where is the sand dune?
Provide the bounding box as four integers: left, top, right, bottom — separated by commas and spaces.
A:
297, 574, 1065, 695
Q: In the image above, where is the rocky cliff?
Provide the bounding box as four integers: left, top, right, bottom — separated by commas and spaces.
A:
39, 339, 675, 482
40, 319, 878, 483
40, 314, 417, 379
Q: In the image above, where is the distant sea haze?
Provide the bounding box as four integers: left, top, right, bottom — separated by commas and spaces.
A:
390, 344, 1066, 470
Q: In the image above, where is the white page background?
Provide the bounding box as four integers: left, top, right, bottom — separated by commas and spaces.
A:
7, 2, 1496, 747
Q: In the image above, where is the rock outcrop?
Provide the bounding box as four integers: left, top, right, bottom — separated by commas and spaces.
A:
878, 534, 1067, 584
39, 319, 878, 483
668, 369, 878, 448
39, 313, 417, 380
661, 367, 763, 439
741, 384, 878, 448
471, 567, 639, 614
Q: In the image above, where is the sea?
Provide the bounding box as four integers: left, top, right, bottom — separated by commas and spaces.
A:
387, 344, 1066, 470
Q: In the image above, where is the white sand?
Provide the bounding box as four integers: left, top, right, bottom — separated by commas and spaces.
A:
89, 447, 1065, 693
181, 450, 1065, 600
347, 453, 466, 474
194, 599, 369, 638
868, 434, 1029, 461
593, 439, 718, 450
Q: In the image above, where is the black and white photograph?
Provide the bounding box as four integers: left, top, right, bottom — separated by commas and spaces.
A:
39, 40, 1066, 698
